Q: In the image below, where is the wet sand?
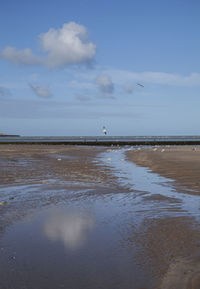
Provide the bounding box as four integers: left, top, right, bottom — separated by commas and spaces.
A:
0, 145, 123, 232
127, 146, 200, 288
127, 145, 200, 194
0, 145, 115, 186
0, 145, 200, 289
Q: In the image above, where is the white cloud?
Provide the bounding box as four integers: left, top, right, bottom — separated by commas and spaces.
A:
95, 75, 114, 93
0, 46, 41, 65
105, 69, 200, 86
95, 75, 116, 99
0, 22, 96, 69
124, 84, 133, 94
30, 84, 52, 98
41, 22, 96, 68
95, 74, 115, 99
68, 68, 200, 87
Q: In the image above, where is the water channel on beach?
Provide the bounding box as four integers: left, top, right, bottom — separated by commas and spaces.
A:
0, 147, 199, 289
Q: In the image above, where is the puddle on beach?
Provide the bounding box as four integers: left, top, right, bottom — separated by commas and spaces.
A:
0, 200, 154, 289
0, 147, 200, 289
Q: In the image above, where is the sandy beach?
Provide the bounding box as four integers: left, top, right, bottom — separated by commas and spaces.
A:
127, 145, 200, 195
127, 145, 200, 288
0, 145, 200, 289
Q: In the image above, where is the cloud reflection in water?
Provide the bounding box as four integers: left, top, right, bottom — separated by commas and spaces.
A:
43, 209, 95, 250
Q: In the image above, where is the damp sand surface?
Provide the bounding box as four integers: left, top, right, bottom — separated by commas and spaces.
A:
0, 145, 200, 289
127, 145, 200, 195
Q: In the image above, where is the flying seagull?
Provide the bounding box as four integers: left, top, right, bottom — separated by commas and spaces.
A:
136, 83, 144, 88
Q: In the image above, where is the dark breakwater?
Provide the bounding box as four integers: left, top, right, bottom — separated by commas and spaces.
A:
1, 136, 200, 145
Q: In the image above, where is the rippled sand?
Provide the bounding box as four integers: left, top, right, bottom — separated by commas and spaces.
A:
0, 145, 200, 289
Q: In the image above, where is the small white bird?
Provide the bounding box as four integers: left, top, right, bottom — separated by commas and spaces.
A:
102, 126, 107, 135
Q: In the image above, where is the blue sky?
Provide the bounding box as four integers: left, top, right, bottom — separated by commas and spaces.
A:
0, 0, 200, 136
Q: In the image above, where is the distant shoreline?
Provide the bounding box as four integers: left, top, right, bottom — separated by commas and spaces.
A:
0, 134, 20, 137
